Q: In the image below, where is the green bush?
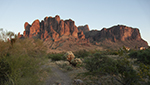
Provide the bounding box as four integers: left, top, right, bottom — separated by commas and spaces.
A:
84, 53, 140, 85
84, 53, 117, 73
74, 50, 90, 58
137, 63, 150, 84
47, 53, 65, 61
128, 51, 138, 58
0, 58, 11, 84
129, 49, 150, 65
106, 49, 119, 55
117, 58, 140, 85
0, 38, 46, 85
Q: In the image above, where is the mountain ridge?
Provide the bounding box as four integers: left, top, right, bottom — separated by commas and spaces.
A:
18, 15, 148, 51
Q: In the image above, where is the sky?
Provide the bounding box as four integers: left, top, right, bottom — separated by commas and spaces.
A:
0, 0, 150, 45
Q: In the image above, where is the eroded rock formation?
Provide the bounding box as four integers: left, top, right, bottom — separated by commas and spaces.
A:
23, 15, 83, 41
78, 25, 89, 33
85, 25, 145, 42
21, 15, 148, 49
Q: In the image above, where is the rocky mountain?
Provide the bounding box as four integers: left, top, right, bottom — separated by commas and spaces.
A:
20, 15, 148, 51
22, 15, 86, 41
85, 25, 146, 42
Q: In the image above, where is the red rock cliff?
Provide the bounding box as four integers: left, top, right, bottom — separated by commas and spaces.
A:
22, 15, 148, 48
23, 15, 84, 40
84, 25, 148, 46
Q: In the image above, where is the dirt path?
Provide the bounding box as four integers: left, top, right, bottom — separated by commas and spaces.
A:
45, 63, 72, 85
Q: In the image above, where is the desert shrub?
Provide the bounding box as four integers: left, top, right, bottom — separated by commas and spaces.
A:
65, 66, 73, 71
74, 50, 90, 58
0, 58, 11, 85
116, 58, 140, 85
47, 53, 65, 61
56, 60, 70, 68
137, 63, 150, 84
91, 50, 119, 55
0, 38, 47, 85
128, 50, 138, 58
105, 49, 119, 55
118, 48, 124, 56
55, 60, 73, 71
129, 49, 150, 65
84, 53, 140, 85
84, 53, 117, 73
109, 51, 119, 55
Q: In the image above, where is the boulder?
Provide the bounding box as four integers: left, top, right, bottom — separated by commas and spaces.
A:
73, 79, 84, 85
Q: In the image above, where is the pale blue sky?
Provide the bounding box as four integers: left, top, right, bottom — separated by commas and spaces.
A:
0, 0, 150, 45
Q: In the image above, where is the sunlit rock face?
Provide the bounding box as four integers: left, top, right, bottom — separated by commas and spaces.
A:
21, 15, 148, 48
23, 15, 83, 40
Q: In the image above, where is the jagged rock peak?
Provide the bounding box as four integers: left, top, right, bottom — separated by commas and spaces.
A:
78, 24, 90, 33
20, 16, 148, 49
23, 15, 86, 40
55, 15, 60, 23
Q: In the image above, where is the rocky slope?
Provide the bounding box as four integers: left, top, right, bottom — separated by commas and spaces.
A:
19, 15, 148, 51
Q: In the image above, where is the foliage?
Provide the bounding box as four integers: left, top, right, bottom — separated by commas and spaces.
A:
116, 58, 140, 85
0, 37, 47, 85
74, 50, 90, 58
129, 49, 150, 65
137, 63, 150, 84
84, 53, 118, 73
0, 58, 11, 84
105, 49, 119, 55
75, 46, 150, 85
84, 53, 140, 85
118, 48, 124, 56
47, 53, 65, 61
65, 66, 73, 71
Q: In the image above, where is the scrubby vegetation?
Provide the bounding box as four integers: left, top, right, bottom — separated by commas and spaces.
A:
1, 29, 150, 85
74, 50, 90, 58
0, 30, 48, 85
129, 48, 150, 65
74, 48, 150, 85
47, 53, 65, 61
45, 47, 150, 84
83, 53, 140, 85
0, 39, 48, 85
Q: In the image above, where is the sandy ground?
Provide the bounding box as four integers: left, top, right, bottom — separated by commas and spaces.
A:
44, 60, 87, 85
45, 64, 72, 85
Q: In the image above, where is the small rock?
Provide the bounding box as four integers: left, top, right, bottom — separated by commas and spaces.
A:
73, 79, 83, 85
